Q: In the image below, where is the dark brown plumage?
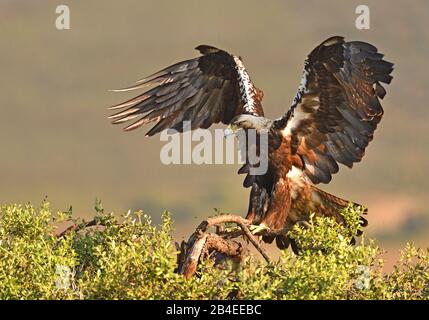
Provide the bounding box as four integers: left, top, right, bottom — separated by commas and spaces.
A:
109, 36, 393, 251
108, 45, 264, 135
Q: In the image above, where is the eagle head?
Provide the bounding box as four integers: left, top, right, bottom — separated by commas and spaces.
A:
224, 114, 272, 137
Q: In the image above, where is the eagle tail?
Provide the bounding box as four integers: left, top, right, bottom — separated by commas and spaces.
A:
311, 186, 368, 240
265, 187, 368, 252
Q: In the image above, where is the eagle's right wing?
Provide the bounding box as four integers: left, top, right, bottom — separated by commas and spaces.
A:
108, 45, 264, 136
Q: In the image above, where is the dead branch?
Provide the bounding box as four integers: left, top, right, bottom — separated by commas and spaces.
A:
202, 234, 245, 261
176, 214, 282, 278
175, 214, 309, 278
180, 233, 209, 278
176, 232, 246, 279
196, 214, 271, 263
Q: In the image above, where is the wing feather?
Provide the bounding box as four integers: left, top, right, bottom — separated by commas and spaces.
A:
278, 36, 393, 184
109, 45, 264, 136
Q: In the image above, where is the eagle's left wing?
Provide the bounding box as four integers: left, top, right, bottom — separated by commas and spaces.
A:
279, 36, 393, 184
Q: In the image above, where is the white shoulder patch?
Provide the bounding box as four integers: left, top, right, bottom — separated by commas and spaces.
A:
281, 59, 312, 137
233, 56, 257, 114
292, 59, 310, 106
281, 107, 310, 137
286, 166, 305, 179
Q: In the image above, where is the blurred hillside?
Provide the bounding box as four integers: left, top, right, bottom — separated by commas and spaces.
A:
1, 0, 428, 267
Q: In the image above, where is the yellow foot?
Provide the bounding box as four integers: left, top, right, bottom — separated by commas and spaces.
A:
248, 223, 270, 235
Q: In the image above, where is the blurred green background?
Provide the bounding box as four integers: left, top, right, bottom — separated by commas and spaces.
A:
1, 0, 428, 268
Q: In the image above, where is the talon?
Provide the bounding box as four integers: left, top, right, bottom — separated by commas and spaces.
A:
248, 223, 270, 235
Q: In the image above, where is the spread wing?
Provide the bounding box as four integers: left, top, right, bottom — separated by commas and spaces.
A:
108, 45, 264, 136
280, 36, 394, 184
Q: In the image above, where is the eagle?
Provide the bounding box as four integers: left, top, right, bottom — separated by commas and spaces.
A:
108, 36, 393, 250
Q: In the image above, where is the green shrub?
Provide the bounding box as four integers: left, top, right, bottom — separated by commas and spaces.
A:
0, 201, 427, 300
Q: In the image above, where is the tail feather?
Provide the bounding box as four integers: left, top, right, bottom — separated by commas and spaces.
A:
272, 187, 368, 252
311, 185, 368, 238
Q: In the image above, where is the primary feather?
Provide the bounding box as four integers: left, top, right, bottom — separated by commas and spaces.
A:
109, 45, 264, 136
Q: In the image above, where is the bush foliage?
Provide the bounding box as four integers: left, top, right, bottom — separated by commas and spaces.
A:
0, 201, 428, 300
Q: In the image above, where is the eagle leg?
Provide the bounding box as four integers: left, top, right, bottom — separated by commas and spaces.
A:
248, 223, 270, 235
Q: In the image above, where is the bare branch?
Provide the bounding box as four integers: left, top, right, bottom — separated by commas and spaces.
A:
195, 214, 271, 263
182, 233, 208, 279
176, 214, 285, 278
